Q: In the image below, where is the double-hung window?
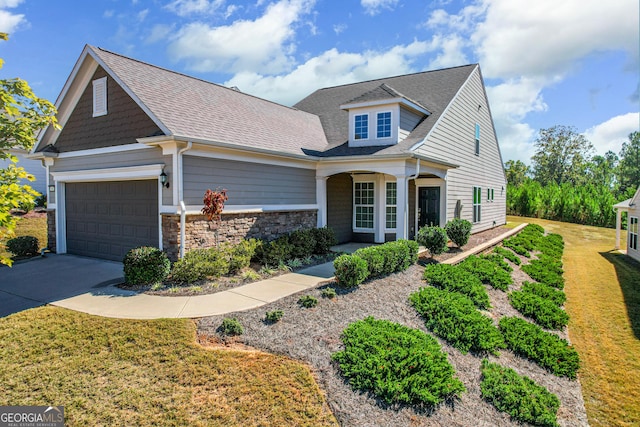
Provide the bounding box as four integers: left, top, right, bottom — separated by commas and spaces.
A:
385, 182, 397, 229
354, 114, 369, 140
377, 112, 391, 138
473, 186, 482, 223
630, 217, 638, 251
475, 123, 480, 155
487, 188, 494, 202
354, 182, 375, 229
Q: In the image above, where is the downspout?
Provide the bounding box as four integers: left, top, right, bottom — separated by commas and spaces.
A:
178, 141, 192, 259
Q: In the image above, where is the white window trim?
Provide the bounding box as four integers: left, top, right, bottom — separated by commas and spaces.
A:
354, 113, 369, 141
376, 111, 392, 139
385, 181, 397, 231
92, 77, 108, 117
630, 216, 638, 251
473, 186, 482, 223
475, 123, 480, 156
353, 180, 375, 232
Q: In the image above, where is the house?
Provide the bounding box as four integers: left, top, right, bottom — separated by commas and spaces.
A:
31, 45, 506, 262
1, 148, 47, 196
613, 186, 640, 262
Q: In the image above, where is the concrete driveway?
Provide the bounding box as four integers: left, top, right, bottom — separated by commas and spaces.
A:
0, 254, 123, 317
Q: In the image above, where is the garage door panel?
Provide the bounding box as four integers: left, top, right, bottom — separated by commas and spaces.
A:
66, 180, 158, 261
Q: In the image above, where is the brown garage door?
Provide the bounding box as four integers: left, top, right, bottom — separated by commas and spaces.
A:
65, 180, 159, 261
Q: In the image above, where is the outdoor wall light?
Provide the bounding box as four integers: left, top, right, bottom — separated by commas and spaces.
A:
48, 184, 55, 192
160, 171, 170, 188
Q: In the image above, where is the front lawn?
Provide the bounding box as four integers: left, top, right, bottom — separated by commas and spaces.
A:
0, 307, 337, 426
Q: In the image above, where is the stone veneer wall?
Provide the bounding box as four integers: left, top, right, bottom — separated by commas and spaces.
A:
47, 210, 56, 252
162, 210, 317, 261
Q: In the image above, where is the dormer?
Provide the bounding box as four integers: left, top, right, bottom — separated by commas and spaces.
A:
341, 83, 430, 147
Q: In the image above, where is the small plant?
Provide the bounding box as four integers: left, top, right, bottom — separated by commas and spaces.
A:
298, 295, 318, 308
499, 317, 580, 378
6, 235, 39, 257
410, 287, 505, 355
480, 360, 560, 427
333, 254, 368, 288
286, 258, 303, 269
123, 246, 171, 286
493, 246, 521, 265
423, 264, 491, 309
150, 283, 165, 291
321, 287, 337, 299
277, 261, 292, 272
259, 265, 277, 276
265, 310, 284, 323
226, 239, 259, 274
218, 318, 243, 336
509, 290, 569, 330
301, 256, 314, 265
458, 255, 513, 291
416, 225, 448, 256
332, 317, 466, 406
445, 218, 472, 248
241, 269, 261, 281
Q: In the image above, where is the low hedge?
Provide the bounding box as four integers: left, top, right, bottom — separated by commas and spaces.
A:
333, 254, 368, 288
6, 235, 39, 257
499, 317, 580, 379
410, 287, 505, 355
522, 259, 565, 289
458, 255, 513, 291
123, 246, 171, 285
509, 290, 569, 330
332, 317, 466, 406
521, 281, 566, 306
255, 227, 338, 266
493, 246, 521, 265
480, 360, 560, 427
422, 264, 490, 309
170, 248, 230, 284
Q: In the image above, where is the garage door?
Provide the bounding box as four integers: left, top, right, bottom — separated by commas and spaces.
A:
65, 180, 159, 261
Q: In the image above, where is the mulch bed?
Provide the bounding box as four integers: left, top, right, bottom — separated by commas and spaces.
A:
198, 227, 589, 427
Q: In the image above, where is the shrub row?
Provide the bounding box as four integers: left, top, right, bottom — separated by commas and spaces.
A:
521, 281, 566, 306
255, 227, 337, 266
480, 360, 560, 427
332, 317, 466, 406
509, 290, 569, 330
458, 255, 513, 291
479, 253, 513, 273
422, 264, 491, 309
499, 317, 579, 379
502, 224, 545, 257
493, 246, 521, 265
521, 259, 565, 289
333, 240, 419, 288
409, 287, 505, 355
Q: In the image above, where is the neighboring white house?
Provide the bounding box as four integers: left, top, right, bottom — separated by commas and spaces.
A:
0, 148, 47, 196
613, 186, 640, 263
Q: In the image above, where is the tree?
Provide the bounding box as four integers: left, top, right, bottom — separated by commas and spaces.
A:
531, 125, 594, 186
617, 131, 640, 198
587, 151, 618, 189
504, 159, 530, 187
0, 33, 58, 265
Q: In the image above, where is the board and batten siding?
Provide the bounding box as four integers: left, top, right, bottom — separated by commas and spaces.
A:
48, 146, 172, 205
182, 155, 316, 206
399, 108, 423, 142
413, 67, 506, 232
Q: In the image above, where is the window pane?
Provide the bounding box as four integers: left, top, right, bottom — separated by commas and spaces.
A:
377, 112, 391, 138
386, 182, 397, 205
386, 206, 397, 229
355, 114, 368, 139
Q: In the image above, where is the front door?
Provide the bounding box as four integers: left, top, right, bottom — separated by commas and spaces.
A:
418, 187, 440, 228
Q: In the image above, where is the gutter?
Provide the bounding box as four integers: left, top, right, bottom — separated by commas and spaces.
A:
178, 141, 192, 259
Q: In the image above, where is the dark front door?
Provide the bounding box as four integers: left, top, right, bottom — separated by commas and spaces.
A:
418, 187, 440, 228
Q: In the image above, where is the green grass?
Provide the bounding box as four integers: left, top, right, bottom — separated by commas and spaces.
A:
0, 214, 47, 259
0, 307, 338, 426
507, 215, 640, 426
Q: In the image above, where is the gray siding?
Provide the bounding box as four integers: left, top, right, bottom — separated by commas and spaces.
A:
399, 108, 423, 141
183, 156, 316, 206
414, 68, 506, 233
408, 179, 416, 238
327, 173, 353, 243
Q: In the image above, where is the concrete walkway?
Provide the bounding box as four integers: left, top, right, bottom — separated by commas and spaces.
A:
50, 224, 526, 320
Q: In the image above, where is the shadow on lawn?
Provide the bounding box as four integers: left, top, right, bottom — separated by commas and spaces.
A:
600, 250, 640, 339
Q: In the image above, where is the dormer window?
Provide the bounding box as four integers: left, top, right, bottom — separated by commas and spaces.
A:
92, 77, 108, 117
377, 112, 391, 138
354, 114, 368, 140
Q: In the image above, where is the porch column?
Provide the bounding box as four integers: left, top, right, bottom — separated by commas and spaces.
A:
375, 174, 386, 243
396, 175, 407, 240
316, 176, 328, 228
615, 208, 622, 249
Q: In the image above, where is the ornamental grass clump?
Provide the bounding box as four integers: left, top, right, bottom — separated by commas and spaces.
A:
409, 287, 505, 355
499, 317, 580, 379
480, 359, 560, 427
332, 317, 465, 406
458, 255, 513, 291
422, 264, 490, 309
509, 290, 569, 330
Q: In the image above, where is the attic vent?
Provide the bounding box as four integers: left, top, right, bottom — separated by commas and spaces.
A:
92, 77, 107, 117
230, 86, 241, 92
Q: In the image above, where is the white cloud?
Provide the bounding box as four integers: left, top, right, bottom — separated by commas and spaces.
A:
426, 34, 469, 70
0, 0, 22, 7
145, 23, 175, 44
0, 0, 24, 35
168, 0, 314, 74
137, 9, 149, 22
165, 0, 225, 17
583, 113, 640, 156
225, 41, 433, 106
333, 23, 346, 35
361, 0, 398, 16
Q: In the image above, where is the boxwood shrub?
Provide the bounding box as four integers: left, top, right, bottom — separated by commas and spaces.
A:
224, 238, 259, 274
255, 235, 293, 266
521, 281, 566, 306
288, 229, 316, 259
416, 225, 448, 256
493, 246, 521, 265
312, 227, 338, 254
509, 290, 569, 330
333, 254, 368, 288
353, 246, 385, 277
332, 317, 466, 406
422, 264, 490, 309
123, 246, 171, 285
444, 218, 472, 248
6, 235, 39, 257
410, 287, 505, 355
480, 359, 560, 427
458, 255, 513, 291
170, 247, 230, 284
499, 317, 580, 379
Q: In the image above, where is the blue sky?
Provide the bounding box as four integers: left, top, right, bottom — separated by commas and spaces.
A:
0, 0, 638, 164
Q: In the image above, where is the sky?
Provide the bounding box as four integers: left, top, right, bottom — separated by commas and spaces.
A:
0, 0, 638, 164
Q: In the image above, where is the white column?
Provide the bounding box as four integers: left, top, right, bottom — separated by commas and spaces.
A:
396, 175, 407, 240
615, 208, 622, 249
375, 174, 385, 243
316, 176, 328, 228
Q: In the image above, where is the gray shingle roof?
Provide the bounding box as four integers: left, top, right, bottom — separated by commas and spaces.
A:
294, 64, 477, 157
90, 46, 328, 157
